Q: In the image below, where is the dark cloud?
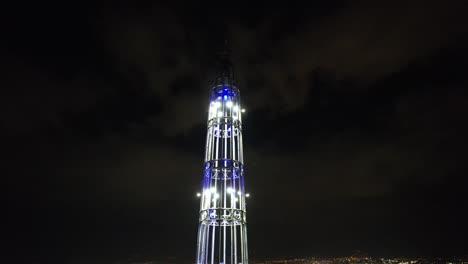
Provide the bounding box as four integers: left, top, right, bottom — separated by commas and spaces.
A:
231, 0, 468, 112
1, 55, 98, 134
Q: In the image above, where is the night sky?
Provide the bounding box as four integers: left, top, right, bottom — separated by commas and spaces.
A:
3, 0, 468, 263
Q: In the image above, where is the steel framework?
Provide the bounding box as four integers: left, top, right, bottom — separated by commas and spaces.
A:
195, 74, 248, 264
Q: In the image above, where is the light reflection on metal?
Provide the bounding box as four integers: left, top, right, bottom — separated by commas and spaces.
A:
195, 75, 249, 264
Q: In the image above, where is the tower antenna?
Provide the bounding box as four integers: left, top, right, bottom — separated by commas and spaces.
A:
214, 38, 234, 86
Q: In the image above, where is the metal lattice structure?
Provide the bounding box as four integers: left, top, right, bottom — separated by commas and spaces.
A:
195, 69, 249, 264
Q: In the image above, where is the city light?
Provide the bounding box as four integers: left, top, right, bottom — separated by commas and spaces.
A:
196, 193, 201, 197
246, 193, 250, 197
226, 101, 233, 108
241, 109, 246, 113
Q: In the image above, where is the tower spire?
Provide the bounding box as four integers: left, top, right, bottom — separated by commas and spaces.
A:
214, 39, 234, 86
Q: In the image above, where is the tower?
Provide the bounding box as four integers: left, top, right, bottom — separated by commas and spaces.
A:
195, 44, 249, 264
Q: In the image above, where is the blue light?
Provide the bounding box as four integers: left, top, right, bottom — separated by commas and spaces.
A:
209, 210, 217, 219
224, 95, 228, 100
223, 159, 232, 167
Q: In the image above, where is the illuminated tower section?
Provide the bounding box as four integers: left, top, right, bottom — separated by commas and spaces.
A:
195, 74, 249, 264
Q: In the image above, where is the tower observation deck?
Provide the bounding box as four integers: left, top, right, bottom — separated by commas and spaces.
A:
195, 45, 249, 264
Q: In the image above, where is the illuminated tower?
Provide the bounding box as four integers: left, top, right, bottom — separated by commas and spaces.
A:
195, 47, 249, 264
